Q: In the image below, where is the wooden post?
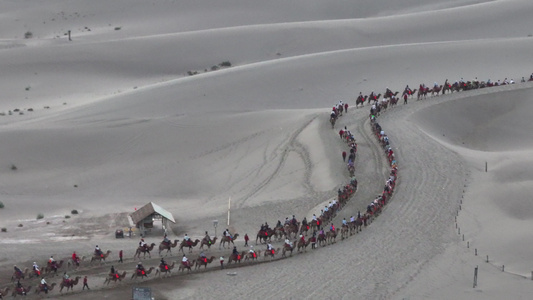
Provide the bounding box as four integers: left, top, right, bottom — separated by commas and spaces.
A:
227, 197, 231, 226
485, 161, 487, 172
486, 255, 489, 263
462, 234, 464, 241
502, 265, 504, 272
458, 228, 460, 235
68, 30, 72, 41
473, 266, 478, 288
467, 241, 469, 248
475, 248, 477, 256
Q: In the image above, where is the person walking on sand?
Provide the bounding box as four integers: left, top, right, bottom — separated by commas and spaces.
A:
118, 250, 123, 263
220, 256, 225, 270
342, 151, 347, 162
82, 276, 89, 290
244, 233, 249, 246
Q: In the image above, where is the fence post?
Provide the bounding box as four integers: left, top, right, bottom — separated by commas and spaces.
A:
475, 248, 477, 256
486, 255, 489, 263
502, 265, 504, 272
473, 266, 478, 288
467, 241, 469, 248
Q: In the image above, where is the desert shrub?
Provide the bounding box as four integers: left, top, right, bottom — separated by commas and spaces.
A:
24, 31, 33, 39
211, 65, 219, 71
11, 164, 17, 170
36, 213, 44, 220
114, 27, 121, 31
1, 228, 6, 232
18, 224, 23, 227
219, 61, 231, 67
65, 215, 71, 219
0, 201, 4, 209
71, 209, 78, 214
25, 86, 31, 91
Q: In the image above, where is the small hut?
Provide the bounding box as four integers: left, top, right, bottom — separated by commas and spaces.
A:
130, 202, 176, 236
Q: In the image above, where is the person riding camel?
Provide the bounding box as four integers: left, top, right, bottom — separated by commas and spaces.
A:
385, 87, 392, 97
160, 258, 168, 269
139, 238, 147, 250
284, 238, 293, 248
276, 220, 282, 228
72, 251, 80, 264
163, 234, 170, 245
299, 234, 305, 244
14, 265, 22, 276
63, 271, 70, 285
33, 262, 40, 273
330, 223, 335, 232
110, 265, 116, 276
16, 279, 25, 295
48, 256, 55, 265
203, 231, 211, 245
182, 255, 190, 267
232, 246, 239, 257
95, 245, 102, 256
223, 229, 233, 240
136, 262, 144, 272
342, 218, 347, 226
302, 217, 307, 227
40, 277, 48, 292
291, 215, 297, 226
184, 234, 191, 246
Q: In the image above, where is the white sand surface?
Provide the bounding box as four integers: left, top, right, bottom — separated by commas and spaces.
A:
1, 0, 533, 299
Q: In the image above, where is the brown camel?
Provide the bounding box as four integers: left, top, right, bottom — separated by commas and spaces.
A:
326, 229, 338, 244
1, 287, 10, 298
131, 267, 155, 280
219, 233, 239, 249
134, 243, 156, 259
66, 255, 85, 269
155, 261, 175, 276
178, 259, 196, 272
297, 238, 312, 252
199, 237, 218, 250
284, 224, 299, 239
282, 242, 296, 257
36, 282, 57, 294
90, 250, 112, 264
195, 256, 216, 269
340, 225, 350, 240
263, 248, 280, 260
104, 271, 127, 285
59, 276, 81, 292
317, 233, 327, 247
244, 250, 261, 261
227, 251, 246, 264
159, 239, 180, 256
179, 239, 201, 253
45, 260, 64, 275
11, 268, 29, 281
11, 286, 30, 297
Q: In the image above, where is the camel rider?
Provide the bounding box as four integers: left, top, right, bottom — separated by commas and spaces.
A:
342, 218, 347, 226
386, 87, 392, 96
330, 111, 336, 119
182, 255, 189, 267
160, 258, 167, 268
16, 280, 25, 294
136, 262, 144, 272
72, 251, 79, 263
14, 265, 22, 275
249, 245, 255, 254
63, 271, 70, 281
264, 222, 270, 230
330, 224, 335, 232
284, 217, 290, 225
276, 220, 282, 228
267, 243, 273, 252
285, 238, 292, 248
232, 246, 239, 257
49, 256, 55, 264
299, 234, 305, 244
184, 234, 190, 245
312, 214, 317, 221
434, 82, 438, 88
203, 231, 211, 244
319, 228, 325, 236
260, 223, 266, 232
199, 252, 207, 262
139, 238, 147, 249
33, 262, 40, 272
350, 216, 355, 223
224, 229, 233, 239
95, 245, 102, 256
163, 234, 170, 245
110, 265, 115, 275
302, 217, 307, 227
40, 277, 48, 291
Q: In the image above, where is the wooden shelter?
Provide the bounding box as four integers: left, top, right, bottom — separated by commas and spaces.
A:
130, 202, 176, 236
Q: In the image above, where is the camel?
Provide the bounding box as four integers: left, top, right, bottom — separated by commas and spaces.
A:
355, 95, 367, 108
282, 242, 295, 257
317, 233, 327, 247
299, 223, 310, 236
131, 266, 155, 280
179, 239, 201, 253
159, 239, 180, 256
244, 250, 261, 261
417, 87, 429, 100
297, 238, 312, 252
178, 259, 196, 272
256, 229, 275, 244
11, 286, 30, 297
59, 276, 81, 292
134, 243, 156, 259
326, 229, 338, 244
11, 268, 29, 281
155, 262, 175, 276
36, 282, 56, 294
195, 256, 216, 269
368, 93, 381, 104
66, 255, 85, 269
431, 85, 443, 96
0, 287, 10, 298
104, 271, 127, 285
263, 248, 280, 260
284, 224, 299, 239
219, 233, 239, 249
45, 260, 64, 275
228, 251, 246, 264
199, 237, 218, 250
90, 250, 112, 264
340, 225, 350, 240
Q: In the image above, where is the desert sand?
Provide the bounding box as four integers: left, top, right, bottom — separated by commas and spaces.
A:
1, 0, 533, 299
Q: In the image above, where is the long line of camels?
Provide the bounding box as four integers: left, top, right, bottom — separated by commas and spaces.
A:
4, 73, 531, 297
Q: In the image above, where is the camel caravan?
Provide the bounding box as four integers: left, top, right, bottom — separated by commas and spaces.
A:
3, 72, 530, 296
